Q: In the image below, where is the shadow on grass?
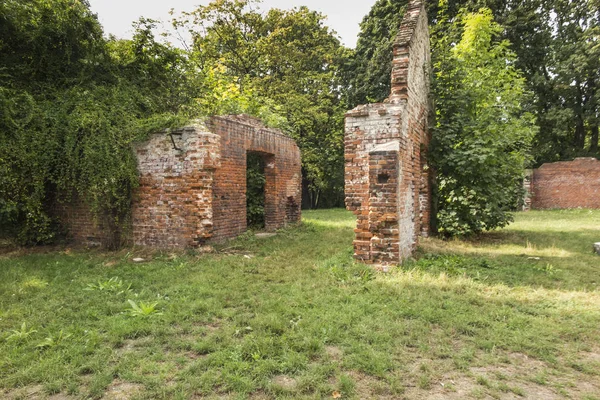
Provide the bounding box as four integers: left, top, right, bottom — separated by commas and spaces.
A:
415, 226, 600, 291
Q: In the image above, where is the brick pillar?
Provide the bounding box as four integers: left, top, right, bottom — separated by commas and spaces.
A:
389, 0, 424, 103
263, 154, 278, 231
344, 0, 430, 265
368, 151, 400, 264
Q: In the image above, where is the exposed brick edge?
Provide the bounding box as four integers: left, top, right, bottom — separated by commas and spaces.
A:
390, 0, 426, 102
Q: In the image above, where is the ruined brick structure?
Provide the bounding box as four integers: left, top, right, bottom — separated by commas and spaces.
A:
59, 115, 302, 248
54, 198, 115, 247
345, 0, 431, 265
526, 158, 600, 210
522, 170, 533, 211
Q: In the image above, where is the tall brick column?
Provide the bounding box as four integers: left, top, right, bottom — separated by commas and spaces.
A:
345, 0, 431, 265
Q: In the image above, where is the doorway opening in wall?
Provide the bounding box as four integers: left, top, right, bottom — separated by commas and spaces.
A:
246, 152, 266, 229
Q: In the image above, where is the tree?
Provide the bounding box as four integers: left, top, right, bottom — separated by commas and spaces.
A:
0, 1, 192, 245
0, 0, 104, 89
175, 0, 350, 208
431, 9, 536, 236
346, 0, 408, 107
0, 0, 108, 243
548, 0, 599, 156
352, 0, 600, 164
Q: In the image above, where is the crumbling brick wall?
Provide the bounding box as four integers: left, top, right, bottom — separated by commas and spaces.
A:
132, 125, 221, 248
530, 158, 600, 209
345, 0, 431, 265
59, 115, 302, 248
54, 196, 114, 247
208, 115, 302, 240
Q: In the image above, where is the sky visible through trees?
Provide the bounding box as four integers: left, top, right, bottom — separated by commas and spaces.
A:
87, 0, 377, 48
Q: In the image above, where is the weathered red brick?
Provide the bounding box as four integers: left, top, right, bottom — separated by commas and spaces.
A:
345, 0, 431, 265
529, 158, 600, 210
57, 115, 302, 248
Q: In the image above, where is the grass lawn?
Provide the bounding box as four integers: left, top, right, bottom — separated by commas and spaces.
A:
1, 209, 599, 399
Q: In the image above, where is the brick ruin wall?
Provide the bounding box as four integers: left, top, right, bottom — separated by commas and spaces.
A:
528, 158, 600, 209
58, 115, 302, 248
345, 0, 431, 265
54, 197, 115, 247
132, 126, 221, 248
208, 116, 302, 240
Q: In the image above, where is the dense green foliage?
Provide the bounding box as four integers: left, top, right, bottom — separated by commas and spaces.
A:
431, 9, 536, 236
246, 152, 266, 228
351, 0, 600, 164
346, 0, 407, 107
351, 0, 600, 235
0, 1, 196, 246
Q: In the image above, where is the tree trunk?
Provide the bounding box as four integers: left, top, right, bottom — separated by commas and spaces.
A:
575, 114, 586, 150
591, 125, 599, 153
574, 81, 586, 150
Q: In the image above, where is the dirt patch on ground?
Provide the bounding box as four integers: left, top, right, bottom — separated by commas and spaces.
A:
325, 345, 343, 361
204, 322, 221, 332
338, 352, 600, 399
115, 336, 153, 355
183, 350, 209, 360
1, 385, 77, 400
177, 323, 221, 344
401, 351, 599, 399
102, 260, 119, 267
103, 380, 143, 400
343, 371, 397, 399
580, 347, 600, 364
270, 375, 297, 390
190, 319, 222, 333
3, 385, 45, 399
402, 375, 478, 400
248, 390, 270, 400
470, 352, 599, 399
47, 394, 76, 400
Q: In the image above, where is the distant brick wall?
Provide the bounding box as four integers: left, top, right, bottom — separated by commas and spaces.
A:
345, 0, 431, 265
531, 158, 600, 209
58, 115, 302, 249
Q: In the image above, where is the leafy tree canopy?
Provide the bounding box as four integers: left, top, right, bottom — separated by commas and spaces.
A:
431, 8, 537, 235
174, 0, 351, 208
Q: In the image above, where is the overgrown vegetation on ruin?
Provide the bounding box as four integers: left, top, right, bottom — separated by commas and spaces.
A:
430, 9, 536, 235
1, 0, 599, 244
1, 209, 599, 399
0, 0, 347, 245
